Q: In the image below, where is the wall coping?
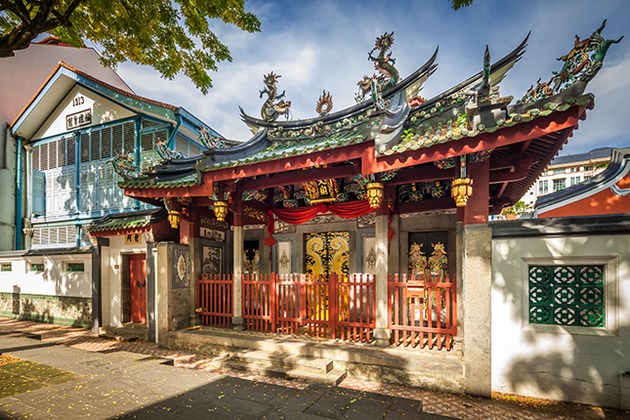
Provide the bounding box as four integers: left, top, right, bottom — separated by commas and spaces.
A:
489, 214, 630, 238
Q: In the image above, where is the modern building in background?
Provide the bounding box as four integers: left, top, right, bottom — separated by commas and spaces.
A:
521, 147, 615, 206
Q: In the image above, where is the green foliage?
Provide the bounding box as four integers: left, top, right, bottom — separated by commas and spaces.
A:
449, 0, 474, 10
501, 200, 533, 218
0, 0, 260, 94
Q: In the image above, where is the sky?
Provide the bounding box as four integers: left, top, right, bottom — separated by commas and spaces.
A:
112, 0, 630, 157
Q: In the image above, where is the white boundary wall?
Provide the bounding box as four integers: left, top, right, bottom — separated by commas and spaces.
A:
491, 226, 630, 409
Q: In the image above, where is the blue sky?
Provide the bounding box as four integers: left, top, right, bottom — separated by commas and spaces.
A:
115, 0, 630, 156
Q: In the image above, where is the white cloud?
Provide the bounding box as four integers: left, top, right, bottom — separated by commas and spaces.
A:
114, 0, 630, 152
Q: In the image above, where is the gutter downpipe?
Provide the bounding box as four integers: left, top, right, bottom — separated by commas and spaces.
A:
15, 136, 23, 250
621, 371, 630, 410
134, 118, 141, 210
167, 111, 182, 150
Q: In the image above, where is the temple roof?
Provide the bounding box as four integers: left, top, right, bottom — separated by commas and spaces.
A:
117, 22, 622, 215
87, 208, 168, 233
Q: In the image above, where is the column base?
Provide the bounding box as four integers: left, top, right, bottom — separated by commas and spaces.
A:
373, 327, 391, 347
232, 316, 244, 331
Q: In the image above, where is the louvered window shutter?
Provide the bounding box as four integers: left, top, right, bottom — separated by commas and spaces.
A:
32, 170, 46, 215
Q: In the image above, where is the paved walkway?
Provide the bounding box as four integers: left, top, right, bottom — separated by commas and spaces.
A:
0, 318, 627, 419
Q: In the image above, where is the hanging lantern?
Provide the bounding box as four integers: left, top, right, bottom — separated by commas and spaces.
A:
366, 182, 384, 208
451, 178, 473, 207
168, 210, 181, 229
213, 201, 228, 221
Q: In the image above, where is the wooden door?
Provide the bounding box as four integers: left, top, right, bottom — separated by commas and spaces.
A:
304, 231, 350, 277
129, 254, 147, 324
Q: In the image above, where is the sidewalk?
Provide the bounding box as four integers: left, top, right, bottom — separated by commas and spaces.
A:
1, 318, 627, 419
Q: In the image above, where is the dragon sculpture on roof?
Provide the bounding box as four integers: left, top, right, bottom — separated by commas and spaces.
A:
355, 32, 401, 103
260, 72, 292, 122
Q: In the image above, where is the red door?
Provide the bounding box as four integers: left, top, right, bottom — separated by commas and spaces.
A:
129, 254, 147, 324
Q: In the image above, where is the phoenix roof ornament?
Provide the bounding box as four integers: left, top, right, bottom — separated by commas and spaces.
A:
518, 20, 623, 104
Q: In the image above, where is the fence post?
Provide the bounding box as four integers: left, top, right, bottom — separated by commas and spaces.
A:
330, 273, 338, 340
271, 273, 277, 333
299, 274, 306, 326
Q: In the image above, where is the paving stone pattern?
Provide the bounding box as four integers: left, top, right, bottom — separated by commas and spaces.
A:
1, 317, 628, 420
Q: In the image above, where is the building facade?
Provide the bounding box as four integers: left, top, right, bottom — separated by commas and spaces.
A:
521, 147, 614, 206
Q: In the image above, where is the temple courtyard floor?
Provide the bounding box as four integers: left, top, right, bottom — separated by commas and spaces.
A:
0, 317, 627, 420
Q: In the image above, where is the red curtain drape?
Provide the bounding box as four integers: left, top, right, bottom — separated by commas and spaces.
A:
267, 200, 374, 234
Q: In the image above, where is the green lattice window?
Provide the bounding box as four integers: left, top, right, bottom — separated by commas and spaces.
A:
30, 263, 44, 272
529, 265, 604, 327
1, 263, 11, 272
66, 263, 85, 272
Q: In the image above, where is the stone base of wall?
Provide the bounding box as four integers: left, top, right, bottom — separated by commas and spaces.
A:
0, 293, 92, 328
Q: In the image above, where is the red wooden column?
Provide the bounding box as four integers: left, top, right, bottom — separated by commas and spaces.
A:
464, 158, 490, 225
179, 200, 200, 244
233, 183, 245, 330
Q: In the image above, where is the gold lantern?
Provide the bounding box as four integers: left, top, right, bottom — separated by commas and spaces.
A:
451, 178, 473, 207
168, 210, 181, 229
366, 182, 384, 208
213, 201, 228, 222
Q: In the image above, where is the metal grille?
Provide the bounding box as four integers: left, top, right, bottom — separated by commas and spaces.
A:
48, 140, 57, 169
67, 136, 76, 166
40, 142, 48, 171
58, 138, 66, 167
49, 227, 58, 244
140, 133, 153, 152
101, 127, 112, 159
90, 130, 100, 161
175, 135, 188, 157
80, 133, 90, 163
123, 122, 134, 153
32, 228, 41, 246
189, 142, 200, 157
33, 145, 40, 171
58, 226, 67, 244
154, 130, 168, 146
142, 120, 160, 128
529, 265, 605, 327
112, 125, 123, 155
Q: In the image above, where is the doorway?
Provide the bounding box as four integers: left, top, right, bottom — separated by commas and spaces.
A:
304, 231, 350, 277
129, 253, 147, 324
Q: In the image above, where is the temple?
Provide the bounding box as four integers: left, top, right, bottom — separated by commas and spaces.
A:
88, 23, 622, 395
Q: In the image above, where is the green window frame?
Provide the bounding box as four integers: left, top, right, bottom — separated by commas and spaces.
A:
529, 265, 605, 328
66, 263, 85, 272
30, 263, 45, 272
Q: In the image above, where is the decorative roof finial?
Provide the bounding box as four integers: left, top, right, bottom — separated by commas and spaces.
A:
518, 20, 623, 104
315, 90, 333, 116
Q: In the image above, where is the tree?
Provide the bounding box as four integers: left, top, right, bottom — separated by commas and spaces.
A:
0, 0, 260, 94
449, 0, 473, 10
500, 201, 534, 220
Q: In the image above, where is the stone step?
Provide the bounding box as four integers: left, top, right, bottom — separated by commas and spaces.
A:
98, 333, 138, 342
228, 349, 334, 374
99, 325, 148, 341
216, 357, 347, 386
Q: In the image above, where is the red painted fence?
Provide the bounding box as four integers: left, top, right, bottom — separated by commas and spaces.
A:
197, 272, 456, 350
388, 273, 457, 350
197, 274, 233, 328
243, 273, 376, 343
